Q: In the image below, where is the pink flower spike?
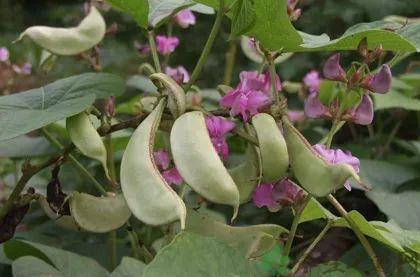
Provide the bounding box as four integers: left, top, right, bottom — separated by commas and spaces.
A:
349, 94, 374, 125
156, 35, 179, 55
231, 90, 270, 121
162, 168, 184, 186
154, 150, 170, 170
323, 54, 346, 81
173, 9, 196, 28
304, 93, 329, 119
165, 66, 190, 84
303, 70, 321, 94
367, 64, 392, 94
0, 47, 9, 62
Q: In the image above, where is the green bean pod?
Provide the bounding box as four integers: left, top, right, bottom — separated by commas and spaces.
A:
66, 112, 109, 179
252, 113, 289, 183
149, 73, 186, 118
69, 192, 131, 233
229, 145, 261, 204
38, 196, 80, 231
17, 6, 105, 55
170, 111, 240, 220
282, 117, 363, 197
120, 99, 186, 228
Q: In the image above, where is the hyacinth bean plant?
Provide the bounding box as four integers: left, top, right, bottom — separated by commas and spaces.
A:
0, 0, 420, 276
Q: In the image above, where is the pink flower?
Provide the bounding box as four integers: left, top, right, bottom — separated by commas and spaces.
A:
346, 94, 374, 125
313, 144, 360, 191
253, 178, 304, 212
0, 47, 9, 62
156, 35, 179, 55
205, 116, 235, 160
173, 9, 196, 28
154, 150, 170, 170
239, 71, 282, 94
304, 93, 329, 118
323, 54, 346, 81
162, 168, 184, 186
287, 110, 305, 123
363, 65, 392, 94
303, 70, 321, 94
165, 66, 190, 84
134, 41, 151, 55
12, 63, 32, 75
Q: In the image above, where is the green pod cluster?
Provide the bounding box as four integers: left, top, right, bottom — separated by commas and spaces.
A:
149, 73, 186, 118
171, 111, 240, 219
38, 196, 80, 231
66, 112, 109, 179
120, 99, 186, 228
282, 117, 363, 197
252, 113, 289, 183
186, 209, 287, 258
69, 192, 131, 233
17, 6, 105, 56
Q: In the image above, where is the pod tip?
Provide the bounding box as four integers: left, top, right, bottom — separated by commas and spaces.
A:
230, 205, 239, 223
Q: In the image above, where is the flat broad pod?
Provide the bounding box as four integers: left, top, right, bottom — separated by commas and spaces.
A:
66, 112, 110, 179
282, 117, 364, 197
69, 192, 131, 233
38, 196, 80, 231
170, 111, 240, 220
185, 209, 287, 258
149, 73, 186, 118
120, 99, 186, 228
229, 145, 261, 204
16, 6, 105, 56
252, 113, 289, 183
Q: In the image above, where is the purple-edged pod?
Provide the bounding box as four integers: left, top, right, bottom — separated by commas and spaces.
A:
69, 192, 131, 233
282, 117, 366, 197
120, 99, 186, 228
66, 112, 110, 179
170, 111, 240, 220
16, 6, 105, 56
252, 113, 289, 183
149, 73, 186, 118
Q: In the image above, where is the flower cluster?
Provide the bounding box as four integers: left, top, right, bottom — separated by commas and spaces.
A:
164, 66, 190, 84
205, 116, 236, 160
154, 150, 184, 186
0, 47, 32, 76
220, 71, 281, 121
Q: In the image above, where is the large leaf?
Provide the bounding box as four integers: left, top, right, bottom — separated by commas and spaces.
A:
0, 73, 124, 141
309, 261, 363, 277
229, 0, 256, 39
12, 256, 63, 277
111, 257, 146, 277
0, 135, 55, 158
373, 89, 420, 111
299, 198, 338, 224
142, 232, 259, 277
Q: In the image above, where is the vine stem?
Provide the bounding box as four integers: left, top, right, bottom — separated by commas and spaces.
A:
223, 39, 238, 86
267, 53, 280, 105
183, 0, 225, 92
148, 29, 162, 73
290, 220, 332, 275
327, 194, 386, 277
41, 128, 107, 196
283, 194, 312, 257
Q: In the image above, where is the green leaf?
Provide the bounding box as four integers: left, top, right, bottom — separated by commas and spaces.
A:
111, 257, 146, 277
142, 232, 259, 277
0, 135, 55, 158
0, 73, 124, 141
317, 80, 340, 106
126, 75, 157, 93
148, 0, 193, 27
309, 261, 363, 277
299, 198, 338, 224
12, 256, 63, 277
106, 0, 149, 28
257, 245, 290, 276
373, 89, 420, 111
230, 0, 257, 39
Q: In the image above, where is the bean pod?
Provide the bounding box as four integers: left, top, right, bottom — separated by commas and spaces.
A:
150, 73, 186, 118
66, 112, 109, 179
38, 196, 80, 231
17, 6, 105, 56
171, 111, 240, 219
120, 99, 186, 228
282, 117, 363, 197
252, 113, 289, 183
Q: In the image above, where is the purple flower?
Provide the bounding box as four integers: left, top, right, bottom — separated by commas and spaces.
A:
346, 94, 374, 125
303, 70, 321, 94
287, 110, 305, 123
253, 178, 304, 212
154, 150, 170, 170
304, 93, 329, 119
313, 144, 360, 191
156, 35, 179, 55
12, 63, 32, 75
173, 9, 196, 28
0, 47, 9, 62
165, 66, 190, 84
364, 64, 392, 94
205, 116, 235, 160
162, 168, 184, 186
323, 54, 346, 81
239, 71, 282, 94
134, 41, 151, 55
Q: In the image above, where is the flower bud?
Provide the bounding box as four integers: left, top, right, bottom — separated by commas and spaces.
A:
357, 38, 369, 58
346, 94, 374, 125
105, 96, 115, 118
173, 9, 196, 28
364, 64, 392, 94
323, 53, 346, 81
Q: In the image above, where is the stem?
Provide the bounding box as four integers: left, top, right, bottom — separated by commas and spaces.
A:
290, 221, 332, 275
127, 225, 141, 260
223, 39, 238, 86
327, 194, 385, 277
148, 30, 162, 73
283, 194, 312, 257
108, 229, 117, 271
378, 119, 403, 158
41, 128, 107, 195
183, 0, 225, 92
267, 54, 279, 105
322, 120, 345, 148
